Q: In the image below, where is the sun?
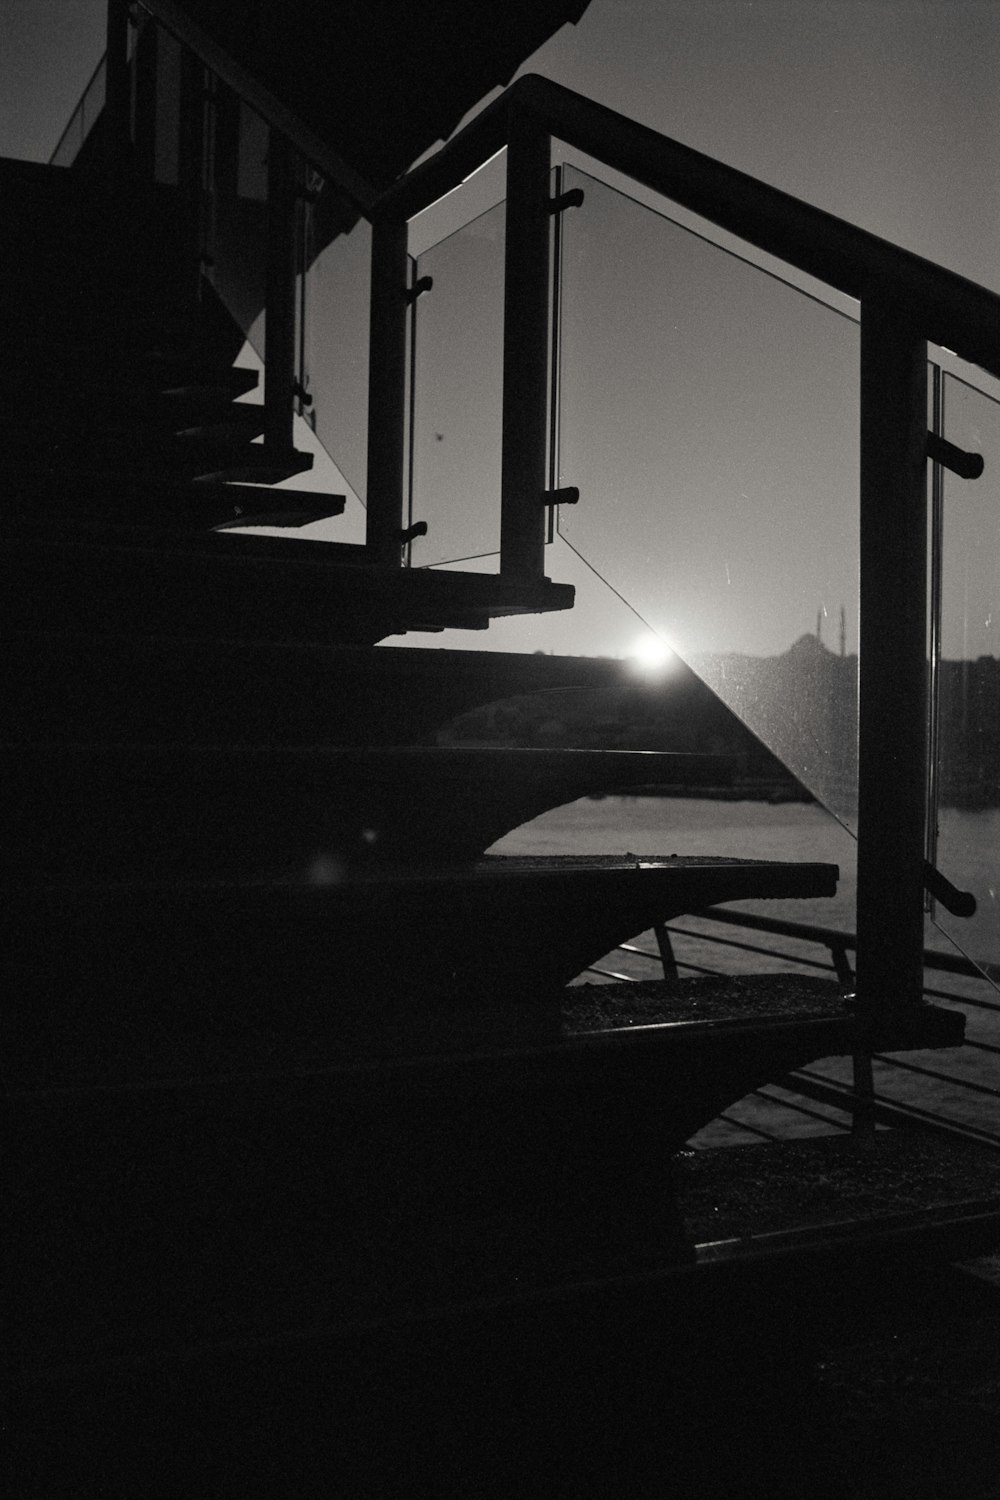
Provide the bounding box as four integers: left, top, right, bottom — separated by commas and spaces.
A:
628, 631, 676, 674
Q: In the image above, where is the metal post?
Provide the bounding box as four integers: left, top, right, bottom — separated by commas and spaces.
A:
366, 211, 409, 567
855, 292, 929, 1015
177, 48, 206, 300
263, 128, 297, 454
104, 0, 132, 185
131, 14, 158, 183
926, 365, 945, 895
500, 106, 552, 579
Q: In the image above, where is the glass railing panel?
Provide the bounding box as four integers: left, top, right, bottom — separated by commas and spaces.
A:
407, 198, 507, 569
152, 26, 182, 185
50, 57, 107, 168
556, 165, 860, 826
207, 85, 268, 356
298, 194, 371, 501
931, 368, 1000, 977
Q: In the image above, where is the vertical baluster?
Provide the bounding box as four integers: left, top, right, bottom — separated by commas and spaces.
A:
263, 128, 297, 454
501, 106, 552, 579
104, 0, 132, 186
855, 292, 929, 1016
178, 48, 206, 301
131, 14, 159, 183
366, 212, 409, 567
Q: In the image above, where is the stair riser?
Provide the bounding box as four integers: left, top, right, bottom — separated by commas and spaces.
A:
4, 866, 838, 1087
2, 638, 683, 746
2, 547, 380, 644
0, 748, 730, 879
9, 1023, 856, 1376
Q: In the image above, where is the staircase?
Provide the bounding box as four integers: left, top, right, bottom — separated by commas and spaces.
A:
8, 30, 1000, 1495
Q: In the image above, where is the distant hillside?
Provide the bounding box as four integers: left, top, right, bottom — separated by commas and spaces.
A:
440, 643, 1000, 810
438, 655, 813, 802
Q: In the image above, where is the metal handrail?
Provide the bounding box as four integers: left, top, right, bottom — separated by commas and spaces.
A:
377, 72, 1000, 378
672, 906, 1000, 988
602, 906, 1000, 1150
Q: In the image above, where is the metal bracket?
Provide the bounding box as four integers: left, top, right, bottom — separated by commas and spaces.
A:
926, 431, 984, 480
547, 187, 585, 215
923, 859, 977, 918
400, 521, 428, 545
293, 380, 313, 409
405, 275, 433, 304
547, 486, 579, 506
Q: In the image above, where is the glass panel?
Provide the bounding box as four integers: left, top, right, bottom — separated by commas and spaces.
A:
153, 28, 181, 185
236, 102, 268, 201
557, 166, 860, 826
408, 198, 506, 568
50, 58, 106, 168
208, 86, 268, 356
933, 369, 1000, 975
299, 196, 371, 501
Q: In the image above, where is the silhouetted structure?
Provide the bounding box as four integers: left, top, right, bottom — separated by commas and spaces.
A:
7, 5, 1000, 1493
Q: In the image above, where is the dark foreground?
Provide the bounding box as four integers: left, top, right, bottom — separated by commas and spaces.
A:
9, 1247, 1000, 1498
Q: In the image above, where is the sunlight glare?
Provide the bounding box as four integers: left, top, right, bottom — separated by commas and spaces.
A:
628, 632, 676, 674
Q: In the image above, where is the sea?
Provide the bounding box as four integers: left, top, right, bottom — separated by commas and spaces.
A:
491, 795, 1000, 1147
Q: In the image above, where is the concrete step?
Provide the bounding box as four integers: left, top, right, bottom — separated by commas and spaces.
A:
7, 984, 971, 1386
0, 383, 261, 435
0, 428, 312, 483
0, 396, 267, 445
5, 635, 641, 746
1, 532, 574, 643
679, 1129, 1000, 1267
1, 744, 733, 879
2, 467, 344, 531
4, 859, 839, 1087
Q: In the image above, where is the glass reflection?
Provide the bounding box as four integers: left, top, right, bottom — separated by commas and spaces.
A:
557, 165, 860, 824
932, 369, 1000, 975
409, 199, 506, 569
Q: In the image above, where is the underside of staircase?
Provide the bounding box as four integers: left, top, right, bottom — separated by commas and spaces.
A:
7, 42, 1000, 1495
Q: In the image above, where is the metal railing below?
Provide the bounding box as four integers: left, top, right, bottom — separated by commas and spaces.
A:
580, 907, 1000, 1153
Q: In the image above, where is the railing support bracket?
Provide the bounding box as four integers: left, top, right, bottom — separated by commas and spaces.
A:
548, 187, 585, 214
926, 431, 985, 480
405, 275, 434, 304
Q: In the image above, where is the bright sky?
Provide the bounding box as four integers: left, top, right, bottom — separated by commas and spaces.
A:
1, 1, 106, 163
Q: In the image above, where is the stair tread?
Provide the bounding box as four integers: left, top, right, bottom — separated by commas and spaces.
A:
564, 975, 964, 1049
7, 851, 836, 891
0, 404, 268, 442
14, 1121, 998, 1378
5, 863, 840, 1089
6, 635, 669, 745
0, 745, 734, 878
678, 1130, 1000, 1261
7, 969, 960, 1094
2, 535, 576, 641
3, 468, 344, 530
1, 431, 311, 475
0, 743, 727, 767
